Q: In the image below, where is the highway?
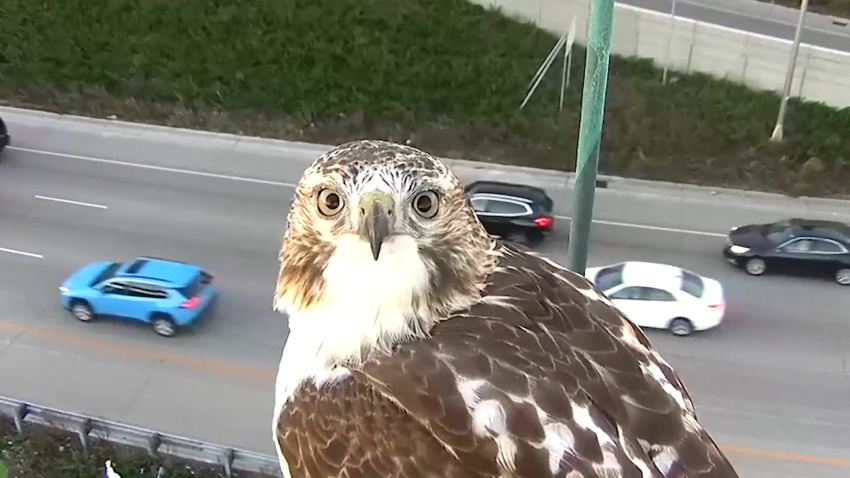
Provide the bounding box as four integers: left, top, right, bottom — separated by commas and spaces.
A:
621, 0, 850, 53
1, 113, 849, 478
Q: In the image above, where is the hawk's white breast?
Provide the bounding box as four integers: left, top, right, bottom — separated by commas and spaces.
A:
272, 233, 433, 477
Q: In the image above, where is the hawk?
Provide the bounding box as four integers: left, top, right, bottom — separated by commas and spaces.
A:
272, 140, 739, 478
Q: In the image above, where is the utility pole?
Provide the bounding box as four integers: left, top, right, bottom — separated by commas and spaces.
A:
567, 0, 615, 275
662, 0, 678, 85
771, 0, 809, 142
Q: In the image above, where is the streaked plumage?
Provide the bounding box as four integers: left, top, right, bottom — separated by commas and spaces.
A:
272, 140, 739, 478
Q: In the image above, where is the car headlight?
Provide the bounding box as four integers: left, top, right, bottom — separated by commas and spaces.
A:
729, 245, 749, 254
59, 286, 69, 294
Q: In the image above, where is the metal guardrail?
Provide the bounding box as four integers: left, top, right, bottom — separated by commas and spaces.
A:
0, 396, 282, 477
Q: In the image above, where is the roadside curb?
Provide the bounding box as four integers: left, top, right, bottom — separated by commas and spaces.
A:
3, 105, 850, 213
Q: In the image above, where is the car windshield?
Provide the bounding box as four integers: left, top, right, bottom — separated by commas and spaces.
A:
766, 221, 795, 244
595, 264, 624, 291
177, 274, 203, 299
680, 270, 705, 298
90, 262, 121, 287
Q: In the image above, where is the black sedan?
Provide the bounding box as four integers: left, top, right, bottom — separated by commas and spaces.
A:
722, 218, 850, 285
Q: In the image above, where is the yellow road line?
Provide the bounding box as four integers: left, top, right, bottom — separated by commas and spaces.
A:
0, 319, 847, 467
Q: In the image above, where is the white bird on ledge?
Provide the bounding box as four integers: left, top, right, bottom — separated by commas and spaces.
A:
104, 460, 122, 478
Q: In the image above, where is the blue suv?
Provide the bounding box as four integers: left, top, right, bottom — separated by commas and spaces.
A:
59, 256, 218, 337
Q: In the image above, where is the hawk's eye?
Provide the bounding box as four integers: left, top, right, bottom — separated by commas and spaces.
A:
412, 191, 439, 218
317, 189, 344, 217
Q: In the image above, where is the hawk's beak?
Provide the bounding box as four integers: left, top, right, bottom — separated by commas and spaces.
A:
360, 191, 395, 261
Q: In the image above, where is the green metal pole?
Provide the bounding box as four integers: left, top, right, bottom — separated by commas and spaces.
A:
567, 0, 615, 275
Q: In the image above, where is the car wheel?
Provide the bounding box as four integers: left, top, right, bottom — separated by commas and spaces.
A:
835, 268, 850, 286
744, 258, 766, 276
151, 315, 177, 337
70, 301, 95, 323
668, 318, 694, 337
506, 231, 531, 247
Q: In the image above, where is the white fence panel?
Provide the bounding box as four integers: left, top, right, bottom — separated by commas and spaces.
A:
474, 0, 850, 108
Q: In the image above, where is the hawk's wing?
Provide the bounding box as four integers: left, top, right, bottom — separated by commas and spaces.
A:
276, 244, 739, 478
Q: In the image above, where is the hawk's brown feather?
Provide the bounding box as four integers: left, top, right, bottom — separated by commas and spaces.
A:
276, 243, 739, 478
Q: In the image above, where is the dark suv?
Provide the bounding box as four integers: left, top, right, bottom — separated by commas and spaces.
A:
0, 115, 9, 153
464, 180, 555, 247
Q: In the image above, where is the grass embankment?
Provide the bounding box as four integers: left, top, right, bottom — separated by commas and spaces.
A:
0, 417, 275, 478
1, 0, 849, 197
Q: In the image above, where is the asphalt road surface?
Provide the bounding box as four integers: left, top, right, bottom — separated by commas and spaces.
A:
621, 0, 850, 53
1, 144, 848, 478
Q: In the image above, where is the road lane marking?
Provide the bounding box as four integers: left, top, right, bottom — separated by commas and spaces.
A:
11, 146, 729, 239
619, 2, 850, 55
35, 194, 108, 210
700, 402, 850, 430
656, 0, 850, 41
0, 247, 43, 259
724, 445, 850, 466
0, 318, 846, 467
10, 146, 293, 187
556, 216, 728, 238
0, 319, 272, 379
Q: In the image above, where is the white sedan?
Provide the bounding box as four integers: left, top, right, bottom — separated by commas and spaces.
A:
584, 261, 726, 336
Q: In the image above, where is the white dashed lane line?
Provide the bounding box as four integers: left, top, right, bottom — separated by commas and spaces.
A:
0, 247, 44, 259
35, 194, 108, 210
11, 145, 727, 238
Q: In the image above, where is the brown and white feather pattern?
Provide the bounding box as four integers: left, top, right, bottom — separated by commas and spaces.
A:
275, 243, 739, 478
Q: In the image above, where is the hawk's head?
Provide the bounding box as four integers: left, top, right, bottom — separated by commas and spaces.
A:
275, 140, 497, 325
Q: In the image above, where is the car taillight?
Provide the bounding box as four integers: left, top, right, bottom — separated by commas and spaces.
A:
534, 216, 554, 228
181, 296, 201, 309
708, 302, 724, 313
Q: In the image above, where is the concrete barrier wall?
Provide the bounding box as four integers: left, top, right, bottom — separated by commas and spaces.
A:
475, 0, 850, 109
